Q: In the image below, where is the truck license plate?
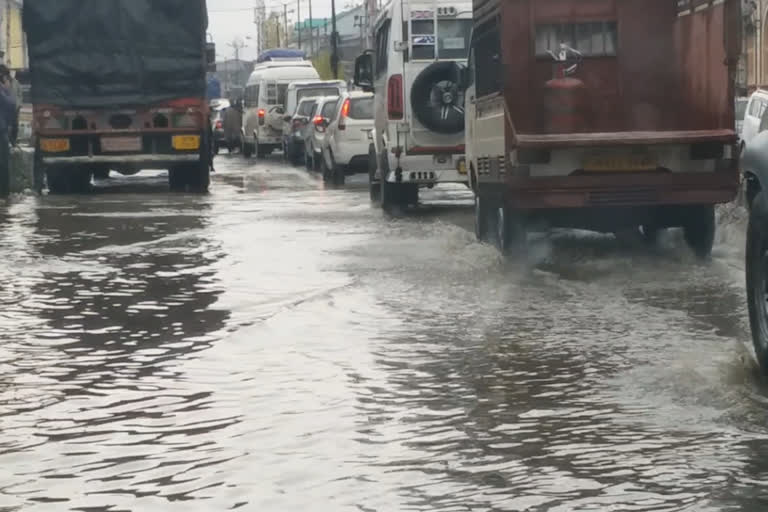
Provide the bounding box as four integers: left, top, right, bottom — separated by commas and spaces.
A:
40, 138, 70, 153
172, 135, 200, 150
101, 136, 141, 153
583, 154, 657, 172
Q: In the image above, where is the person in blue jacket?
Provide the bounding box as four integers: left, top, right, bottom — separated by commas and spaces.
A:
0, 65, 17, 198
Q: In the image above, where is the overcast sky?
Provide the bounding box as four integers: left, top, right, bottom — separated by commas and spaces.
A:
208, 0, 359, 61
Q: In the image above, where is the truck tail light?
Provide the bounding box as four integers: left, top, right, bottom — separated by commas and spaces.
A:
387, 75, 404, 120
339, 98, 350, 130
258, 108, 266, 126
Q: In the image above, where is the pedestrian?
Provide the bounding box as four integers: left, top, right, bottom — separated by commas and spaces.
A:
0, 65, 16, 198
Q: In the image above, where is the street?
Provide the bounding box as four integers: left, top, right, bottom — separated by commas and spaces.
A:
0, 154, 765, 511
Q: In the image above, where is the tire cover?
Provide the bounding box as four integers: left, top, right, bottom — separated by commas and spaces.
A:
410, 61, 465, 135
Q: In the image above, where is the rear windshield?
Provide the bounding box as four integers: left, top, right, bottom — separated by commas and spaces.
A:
297, 87, 340, 101
267, 83, 290, 105
349, 97, 374, 119
298, 101, 316, 116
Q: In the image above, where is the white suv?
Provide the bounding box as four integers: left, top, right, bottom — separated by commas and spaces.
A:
319, 91, 375, 186
354, 0, 472, 209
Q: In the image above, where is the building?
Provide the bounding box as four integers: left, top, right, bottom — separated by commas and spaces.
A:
0, 0, 27, 70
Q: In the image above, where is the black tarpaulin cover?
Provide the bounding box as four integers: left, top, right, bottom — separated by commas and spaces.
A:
24, 0, 209, 108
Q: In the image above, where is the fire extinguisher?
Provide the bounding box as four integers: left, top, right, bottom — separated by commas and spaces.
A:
543, 43, 588, 134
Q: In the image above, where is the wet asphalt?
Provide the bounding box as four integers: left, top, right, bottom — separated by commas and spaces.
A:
0, 152, 766, 511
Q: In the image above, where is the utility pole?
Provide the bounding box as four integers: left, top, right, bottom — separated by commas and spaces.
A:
330, 0, 339, 79
297, 0, 302, 49
308, 0, 314, 56
283, 4, 289, 47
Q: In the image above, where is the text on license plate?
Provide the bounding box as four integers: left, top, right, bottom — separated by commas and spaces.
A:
583, 154, 657, 172
172, 135, 200, 150
101, 136, 142, 153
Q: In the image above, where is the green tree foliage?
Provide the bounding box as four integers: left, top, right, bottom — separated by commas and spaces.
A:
312, 51, 345, 80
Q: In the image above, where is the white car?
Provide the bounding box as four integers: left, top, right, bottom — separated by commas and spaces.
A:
319, 91, 375, 185
304, 96, 340, 172
282, 80, 347, 163
285, 97, 319, 165
354, 0, 472, 209
741, 89, 768, 151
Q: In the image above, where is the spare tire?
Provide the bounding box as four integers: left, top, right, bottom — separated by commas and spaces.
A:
410, 61, 465, 135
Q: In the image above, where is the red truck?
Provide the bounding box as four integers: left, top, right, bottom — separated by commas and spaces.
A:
24, 0, 215, 193
463, 0, 742, 258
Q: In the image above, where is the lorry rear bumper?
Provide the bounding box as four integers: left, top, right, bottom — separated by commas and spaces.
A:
483, 172, 738, 210
42, 154, 200, 166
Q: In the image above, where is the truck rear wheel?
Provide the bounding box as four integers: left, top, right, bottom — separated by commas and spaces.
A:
381, 181, 418, 211
46, 168, 91, 195
487, 203, 527, 256
368, 146, 380, 202
683, 205, 715, 260
474, 194, 493, 242
243, 141, 253, 158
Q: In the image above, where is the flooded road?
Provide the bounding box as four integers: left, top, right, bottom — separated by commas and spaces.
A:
0, 155, 766, 511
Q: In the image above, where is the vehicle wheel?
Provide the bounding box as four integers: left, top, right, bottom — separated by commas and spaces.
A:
640, 224, 660, 246
46, 168, 67, 194
93, 168, 110, 180
32, 149, 44, 194
213, 141, 220, 155
683, 205, 715, 260
368, 146, 380, 202
168, 167, 186, 191
312, 153, 321, 172
320, 155, 331, 183
328, 152, 344, 186
474, 193, 493, 242
305, 150, 312, 171
747, 192, 768, 374
242, 141, 253, 158
490, 204, 527, 255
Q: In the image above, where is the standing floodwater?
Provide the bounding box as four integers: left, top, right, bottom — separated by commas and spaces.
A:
0, 157, 764, 511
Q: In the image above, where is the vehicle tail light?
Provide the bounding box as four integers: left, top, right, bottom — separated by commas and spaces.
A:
314, 115, 326, 132
215, 120, 223, 129
339, 98, 350, 130
387, 74, 404, 120
258, 108, 266, 126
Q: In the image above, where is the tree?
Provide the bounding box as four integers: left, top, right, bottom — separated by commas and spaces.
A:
312, 51, 345, 80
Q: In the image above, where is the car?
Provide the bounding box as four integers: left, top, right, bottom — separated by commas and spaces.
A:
303, 96, 339, 172
285, 97, 319, 165
282, 80, 348, 163
319, 91, 375, 186
242, 58, 320, 159
741, 89, 768, 152
210, 99, 230, 154
736, 96, 748, 139
354, 0, 472, 209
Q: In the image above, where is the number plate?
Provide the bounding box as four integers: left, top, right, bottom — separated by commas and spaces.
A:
101, 136, 141, 153
40, 138, 70, 153
583, 153, 657, 172
172, 135, 200, 150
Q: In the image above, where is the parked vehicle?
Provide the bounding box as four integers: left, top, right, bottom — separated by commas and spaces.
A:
741, 90, 768, 150
461, 0, 740, 258
736, 96, 748, 139
282, 80, 348, 163
354, 0, 472, 209
242, 57, 319, 159
210, 99, 230, 154
286, 97, 319, 165
304, 96, 339, 172
319, 91, 375, 186
25, 0, 215, 193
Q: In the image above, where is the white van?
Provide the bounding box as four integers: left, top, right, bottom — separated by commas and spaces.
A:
741, 89, 768, 151
354, 0, 472, 209
282, 80, 348, 163
242, 59, 320, 158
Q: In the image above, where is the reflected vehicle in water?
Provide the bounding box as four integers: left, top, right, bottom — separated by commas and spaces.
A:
461, 0, 741, 259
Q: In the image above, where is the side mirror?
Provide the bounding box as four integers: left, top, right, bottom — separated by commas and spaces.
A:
354, 51, 375, 92
283, 115, 293, 122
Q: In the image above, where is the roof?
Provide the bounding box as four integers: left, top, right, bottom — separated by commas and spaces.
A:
256, 49, 307, 63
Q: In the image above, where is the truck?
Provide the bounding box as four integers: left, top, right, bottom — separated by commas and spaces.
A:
463, 0, 742, 258
24, 0, 215, 193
